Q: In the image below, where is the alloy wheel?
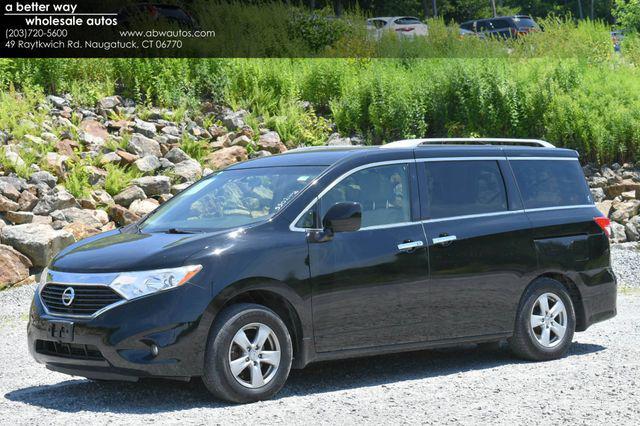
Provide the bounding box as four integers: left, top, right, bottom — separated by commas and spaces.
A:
529, 292, 568, 348
228, 322, 281, 388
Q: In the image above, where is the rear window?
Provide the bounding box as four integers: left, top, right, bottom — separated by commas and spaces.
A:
395, 17, 422, 25
510, 160, 591, 209
513, 17, 538, 29
422, 161, 508, 219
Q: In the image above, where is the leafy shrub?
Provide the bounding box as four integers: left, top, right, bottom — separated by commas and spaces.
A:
104, 164, 141, 196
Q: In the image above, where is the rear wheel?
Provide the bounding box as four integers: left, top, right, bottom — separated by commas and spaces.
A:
509, 278, 576, 361
202, 303, 293, 403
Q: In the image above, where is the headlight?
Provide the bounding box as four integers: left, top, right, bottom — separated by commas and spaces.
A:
36, 267, 49, 292
110, 265, 202, 300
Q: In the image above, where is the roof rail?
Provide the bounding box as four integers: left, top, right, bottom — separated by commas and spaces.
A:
381, 138, 555, 149
285, 145, 364, 153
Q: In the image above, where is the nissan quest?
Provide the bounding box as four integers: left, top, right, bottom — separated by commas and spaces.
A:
28, 138, 617, 403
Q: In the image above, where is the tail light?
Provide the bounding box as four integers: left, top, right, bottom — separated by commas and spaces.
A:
146, 4, 159, 18
396, 27, 415, 33
594, 216, 611, 237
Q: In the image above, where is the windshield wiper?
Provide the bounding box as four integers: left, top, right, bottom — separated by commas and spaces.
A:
165, 228, 198, 234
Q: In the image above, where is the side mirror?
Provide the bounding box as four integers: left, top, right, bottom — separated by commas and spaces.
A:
322, 202, 362, 233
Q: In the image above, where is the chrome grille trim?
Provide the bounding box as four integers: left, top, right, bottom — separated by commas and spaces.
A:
37, 270, 127, 319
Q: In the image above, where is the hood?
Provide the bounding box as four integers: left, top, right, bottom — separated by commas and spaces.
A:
50, 228, 231, 273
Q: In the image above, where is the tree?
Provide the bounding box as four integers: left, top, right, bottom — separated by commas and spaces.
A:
614, 0, 640, 29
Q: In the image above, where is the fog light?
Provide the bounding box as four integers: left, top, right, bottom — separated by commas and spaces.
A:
151, 344, 159, 357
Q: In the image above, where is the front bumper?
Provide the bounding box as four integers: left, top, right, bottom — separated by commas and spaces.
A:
28, 281, 212, 381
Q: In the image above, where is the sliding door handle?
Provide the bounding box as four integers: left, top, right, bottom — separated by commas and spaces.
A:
432, 235, 457, 245
397, 240, 424, 251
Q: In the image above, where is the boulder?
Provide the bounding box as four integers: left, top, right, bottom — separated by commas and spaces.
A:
0, 181, 21, 201
161, 125, 181, 136
0, 224, 75, 267
625, 217, 640, 242
131, 176, 171, 197
116, 150, 139, 164
603, 180, 640, 199
32, 190, 78, 215
596, 200, 613, 218
133, 155, 161, 174
133, 119, 157, 138
165, 147, 192, 164
171, 182, 191, 195
205, 146, 248, 170
172, 159, 202, 183
63, 222, 102, 241
610, 221, 627, 243
91, 190, 114, 206
97, 95, 121, 111
610, 200, 640, 224
100, 152, 122, 165
249, 150, 272, 159
79, 119, 109, 147
128, 133, 161, 158
18, 191, 38, 212
46, 95, 67, 108
222, 109, 248, 131
229, 135, 252, 148
0, 195, 20, 212
54, 139, 80, 157
50, 207, 108, 228
0, 176, 28, 193
257, 131, 287, 154
0, 244, 32, 288
327, 133, 354, 146
4, 211, 33, 225
113, 185, 146, 208
129, 198, 159, 217
29, 170, 57, 188
590, 187, 606, 203
109, 205, 141, 226
84, 166, 108, 186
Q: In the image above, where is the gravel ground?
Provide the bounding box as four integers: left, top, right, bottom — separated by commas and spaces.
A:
0, 248, 639, 425
611, 243, 640, 288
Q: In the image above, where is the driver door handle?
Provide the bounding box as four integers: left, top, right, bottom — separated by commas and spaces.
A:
397, 240, 424, 251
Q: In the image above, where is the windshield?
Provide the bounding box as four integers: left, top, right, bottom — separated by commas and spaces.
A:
140, 166, 325, 233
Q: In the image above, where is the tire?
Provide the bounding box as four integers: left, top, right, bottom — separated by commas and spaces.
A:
202, 303, 293, 403
509, 278, 576, 361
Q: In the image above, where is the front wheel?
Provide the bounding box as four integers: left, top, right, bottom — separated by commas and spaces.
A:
202, 303, 293, 403
509, 278, 576, 361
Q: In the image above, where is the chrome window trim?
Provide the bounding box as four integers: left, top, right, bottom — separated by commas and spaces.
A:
415, 156, 505, 162
508, 157, 579, 161
38, 271, 127, 320
289, 159, 412, 232
524, 204, 595, 213
288, 156, 588, 233
422, 209, 524, 223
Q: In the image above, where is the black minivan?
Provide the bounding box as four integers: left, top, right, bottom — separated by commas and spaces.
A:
28, 138, 617, 403
460, 15, 540, 38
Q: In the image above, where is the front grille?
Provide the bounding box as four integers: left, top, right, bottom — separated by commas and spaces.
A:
40, 283, 123, 316
35, 340, 105, 360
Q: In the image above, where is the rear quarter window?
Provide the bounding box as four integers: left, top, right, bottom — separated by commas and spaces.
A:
510, 160, 592, 209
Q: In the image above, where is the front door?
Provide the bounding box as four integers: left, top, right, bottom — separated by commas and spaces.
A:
308, 162, 430, 352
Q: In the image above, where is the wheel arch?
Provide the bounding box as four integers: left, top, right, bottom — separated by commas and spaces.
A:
202, 277, 311, 369
528, 272, 587, 332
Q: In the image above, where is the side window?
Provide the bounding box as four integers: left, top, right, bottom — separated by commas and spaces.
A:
423, 161, 508, 219
492, 19, 510, 30
319, 164, 412, 228
511, 160, 592, 209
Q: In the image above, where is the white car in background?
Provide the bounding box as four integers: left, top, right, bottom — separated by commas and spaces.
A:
367, 16, 428, 39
